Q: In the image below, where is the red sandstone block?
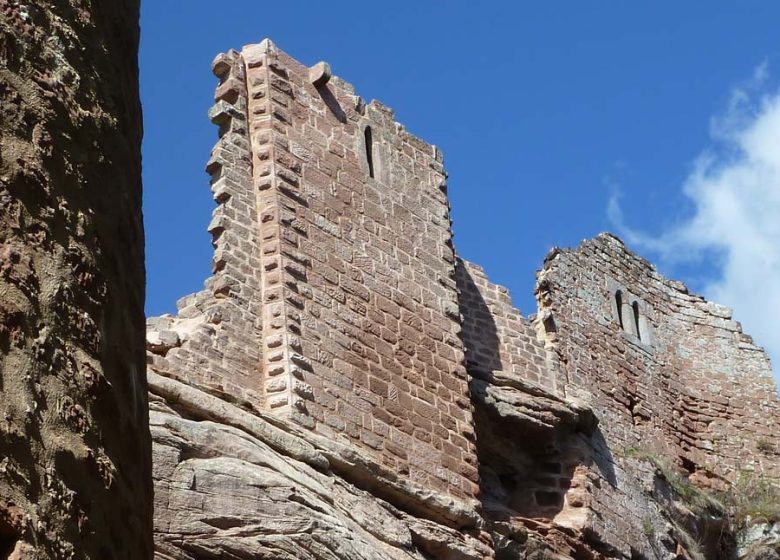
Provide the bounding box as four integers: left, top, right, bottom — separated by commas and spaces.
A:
416, 388, 436, 406
339, 420, 358, 440
449, 431, 470, 451
413, 428, 433, 444
324, 414, 346, 431
412, 398, 438, 421
396, 419, 415, 436
432, 423, 449, 442
384, 440, 408, 460
440, 454, 462, 475
368, 376, 388, 397
394, 350, 413, 369
375, 295, 401, 320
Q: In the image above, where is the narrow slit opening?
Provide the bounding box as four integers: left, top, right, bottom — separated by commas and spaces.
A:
615, 290, 624, 330
364, 126, 374, 178
632, 301, 641, 341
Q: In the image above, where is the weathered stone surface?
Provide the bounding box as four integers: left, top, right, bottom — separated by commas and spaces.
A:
739, 523, 780, 560
2, 5, 777, 555
469, 368, 595, 434
309, 61, 332, 87
458, 259, 561, 393
150, 372, 487, 560
539, 234, 780, 474
149, 38, 477, 503
0, 2, 152, 558
527, 233, 780, 556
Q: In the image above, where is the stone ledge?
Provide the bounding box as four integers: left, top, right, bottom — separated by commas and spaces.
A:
469, 368, 597, 435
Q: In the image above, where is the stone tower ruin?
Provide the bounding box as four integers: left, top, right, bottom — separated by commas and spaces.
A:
148, 39, 476, 499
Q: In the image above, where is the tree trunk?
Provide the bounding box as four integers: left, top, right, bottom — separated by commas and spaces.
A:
0, 1, 151, 557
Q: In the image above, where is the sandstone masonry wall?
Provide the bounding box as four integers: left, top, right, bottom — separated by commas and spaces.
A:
147, 50, 265, 408
148, 39, 478, 500
261, 44, 476, 498
147, 39, 780, 560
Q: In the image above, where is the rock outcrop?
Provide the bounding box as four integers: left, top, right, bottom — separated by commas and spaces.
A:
0, 1, 152, 558
150, 371, 490, 560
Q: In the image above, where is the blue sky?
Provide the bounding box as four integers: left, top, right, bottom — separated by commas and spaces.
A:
141, 2, 780, 382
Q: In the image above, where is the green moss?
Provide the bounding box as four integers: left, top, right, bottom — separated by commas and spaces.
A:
641, 515, 654, 537
623, 446, 780, 543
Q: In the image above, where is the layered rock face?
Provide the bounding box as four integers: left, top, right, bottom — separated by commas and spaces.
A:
147, 40, 780, 559
0, 2, 152, 558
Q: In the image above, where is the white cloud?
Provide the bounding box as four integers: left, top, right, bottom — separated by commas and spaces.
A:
609, 64, 780, 383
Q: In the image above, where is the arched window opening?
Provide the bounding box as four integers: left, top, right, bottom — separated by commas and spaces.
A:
615, 290, 624, 330
364, 126, 375, 178
632, 301, 641, 341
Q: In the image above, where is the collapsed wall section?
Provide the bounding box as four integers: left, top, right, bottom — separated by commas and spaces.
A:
456, 259, 560, 393
538, 233, 780, 484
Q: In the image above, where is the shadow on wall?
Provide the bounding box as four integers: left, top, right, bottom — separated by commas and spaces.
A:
316, 83, 347, 123
0, 507, 20, 559
456, 260, 616, 533
455, 258, 505, 375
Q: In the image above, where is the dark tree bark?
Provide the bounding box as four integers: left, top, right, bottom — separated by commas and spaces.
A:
0, 1, 151, 557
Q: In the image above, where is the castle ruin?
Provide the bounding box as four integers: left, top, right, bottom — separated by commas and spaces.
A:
145, 40, 780, 559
